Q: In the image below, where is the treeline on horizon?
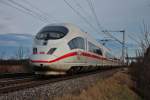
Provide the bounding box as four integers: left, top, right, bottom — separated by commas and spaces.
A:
0, 59, 29, 65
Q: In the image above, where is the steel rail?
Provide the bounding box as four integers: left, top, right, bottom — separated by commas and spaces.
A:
0, 67, 124, 94
0, 76, 36, 88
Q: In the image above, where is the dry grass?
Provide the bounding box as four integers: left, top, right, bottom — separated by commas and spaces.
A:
0, 65, 31, 73
129, 46, 150, 100
54, 72, 141, 100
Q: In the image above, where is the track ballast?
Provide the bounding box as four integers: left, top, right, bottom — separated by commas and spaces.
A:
0, 66, 126, 94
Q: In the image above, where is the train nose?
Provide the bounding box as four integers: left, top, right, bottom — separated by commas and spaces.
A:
33, 47, 57, 55
30, 54, 56, 66
30, 46, 58, 66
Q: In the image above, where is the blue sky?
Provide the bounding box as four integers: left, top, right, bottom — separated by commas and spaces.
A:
0, 34, 33, 59
0, 0, 150, 58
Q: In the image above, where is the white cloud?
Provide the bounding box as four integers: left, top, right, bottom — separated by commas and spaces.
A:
0, 0, 150, 57
0, 40, 18, 46
14, 35, 30, 40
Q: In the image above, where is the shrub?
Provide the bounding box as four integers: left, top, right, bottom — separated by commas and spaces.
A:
130, 46, 150, 100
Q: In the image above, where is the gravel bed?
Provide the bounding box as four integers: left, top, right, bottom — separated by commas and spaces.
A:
0, 70, 115, 100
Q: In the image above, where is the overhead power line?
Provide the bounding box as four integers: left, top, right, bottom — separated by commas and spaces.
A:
22, 0, 58, 22
128, 34, 141, 44
85, 0, 123, 44
0, 0, 46, 23
73, 0, 92, 19
65, 0, 122, 44
1, 0, 53, 23
7, 0, 49, 22
86, 0, 103, 30
63, 0, 100, 34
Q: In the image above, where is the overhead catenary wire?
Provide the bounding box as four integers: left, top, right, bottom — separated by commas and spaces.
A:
128, 34, 141, 45
86, 0, 103, 30
101, 40, 122, 49
73, 0, 92, 20
22, 0, 50, 19
71, 0, 96, 32
8, 0, 49, 22
64, 0, 121, 44
69, 0, 96, 33
127, 34, 145, 52
63, 0, 101, 34
3, 0, 124, 46
0, 0, 47, 23
71, 0, 103, 34
5, 0, 52, 23
22, 0, 58, 22
85, 0, 123, 44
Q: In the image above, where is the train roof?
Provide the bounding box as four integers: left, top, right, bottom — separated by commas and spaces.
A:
42, 23, 110, 52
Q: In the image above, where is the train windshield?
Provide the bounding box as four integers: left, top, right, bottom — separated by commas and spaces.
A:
36, 26, 68, 40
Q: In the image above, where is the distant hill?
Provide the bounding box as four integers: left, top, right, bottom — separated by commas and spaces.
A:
0, 33, 34, 59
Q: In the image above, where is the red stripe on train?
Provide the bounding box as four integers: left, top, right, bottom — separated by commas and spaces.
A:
31, 52, 77, 63
81, 52, 107, 60
31, 51, 118, 63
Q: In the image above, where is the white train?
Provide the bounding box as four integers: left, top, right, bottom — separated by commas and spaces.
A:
30, 23, 120, 75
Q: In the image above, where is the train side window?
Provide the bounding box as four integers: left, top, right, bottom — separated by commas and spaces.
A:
105, 52, 114, 58
96, 49, 102, 55
36, 26, 68, 40
88, 42, 102, 56
68, 37, 85, 50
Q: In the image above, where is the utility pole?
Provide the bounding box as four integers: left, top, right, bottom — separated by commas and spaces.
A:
102, 30, 126, 64
125, 47, 129, 65
99, 39, 112, 46
122, 30, 125, 64
117, 30, 125, 64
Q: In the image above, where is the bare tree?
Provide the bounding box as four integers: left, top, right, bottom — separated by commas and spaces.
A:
130, 20, 150, 100
136, 20, 150, 56
15, 46, 24, 60
24, 47, 30, 59
0, 51, 6, 60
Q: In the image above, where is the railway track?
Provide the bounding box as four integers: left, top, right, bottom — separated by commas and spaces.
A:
0, 76, 36, 87
0, 67, 124, 94
0, 73, 34, 79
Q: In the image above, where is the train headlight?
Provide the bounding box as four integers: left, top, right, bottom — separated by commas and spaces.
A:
47, 48, 56, 55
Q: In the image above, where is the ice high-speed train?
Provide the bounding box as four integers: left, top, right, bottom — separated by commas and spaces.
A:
30, 23, 120, 75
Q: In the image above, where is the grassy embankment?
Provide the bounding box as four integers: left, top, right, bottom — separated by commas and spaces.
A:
0, 60, 32, 73
54, 71, 141, 100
